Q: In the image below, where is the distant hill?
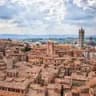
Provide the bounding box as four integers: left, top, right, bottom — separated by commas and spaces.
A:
0, 34, 78, 39
0, 34, 95, 39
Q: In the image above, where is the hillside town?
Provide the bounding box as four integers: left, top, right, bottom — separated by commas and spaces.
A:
0, 28, 96, 96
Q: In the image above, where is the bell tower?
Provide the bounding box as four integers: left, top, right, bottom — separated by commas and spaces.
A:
79, 28, 85, 48
47, 40, 55, 56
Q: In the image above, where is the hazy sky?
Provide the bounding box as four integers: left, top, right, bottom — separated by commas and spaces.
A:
0, 0, 96, 36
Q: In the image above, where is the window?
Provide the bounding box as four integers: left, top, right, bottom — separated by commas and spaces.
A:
11, 88, 16, 92
8, 88, 11, 91
0, 87, 2, 90
16, 89, 20, 93
21, 90, 24, 94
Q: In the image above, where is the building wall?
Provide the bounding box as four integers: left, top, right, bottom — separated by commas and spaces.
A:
0, 90, 24, 96
47, 41, 55, 56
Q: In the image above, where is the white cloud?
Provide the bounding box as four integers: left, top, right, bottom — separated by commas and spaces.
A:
0, 19, 26, 34
10, 0, 66, 23
73, 0, 96, 10
88, 0, 96, 6
0, 0, 95, 36
0, 0, 67, 35
0, 19, 77, 35
0, 19, 95, 36
0, 0, 6, 6
0, 19, 50, 35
